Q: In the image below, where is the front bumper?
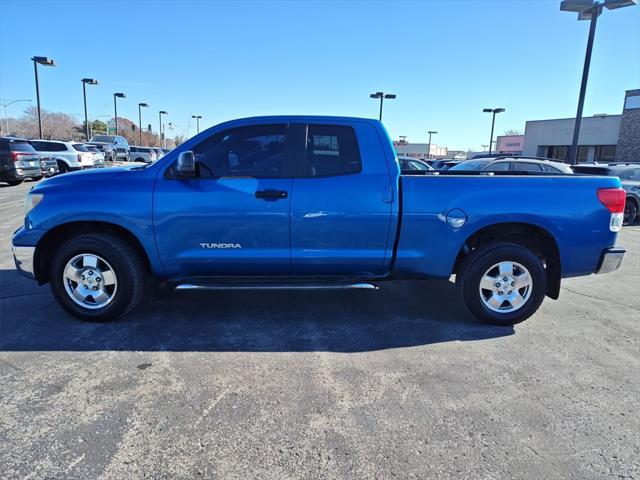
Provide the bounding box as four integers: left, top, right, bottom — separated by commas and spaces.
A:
596, 247, 626, 274
13, 245, 36, 280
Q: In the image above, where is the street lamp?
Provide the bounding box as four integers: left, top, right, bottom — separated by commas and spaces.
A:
560, 0, 636, 165
81, 78, 98, 140
427, 131, 438, 159
0, 99, 31, 135
369, 92, 396, 121
158, 110, 168, 147
138, 103, 148, 145
31, 56, 56, 139
113, 93, 126, 135
399, 135, 408, 155
483, 108, 505, 154
192, 114, 202, 134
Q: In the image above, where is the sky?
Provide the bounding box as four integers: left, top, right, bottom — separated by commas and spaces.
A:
0, 0, 638, 151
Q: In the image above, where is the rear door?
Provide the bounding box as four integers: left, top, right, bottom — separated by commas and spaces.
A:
153, 123, 294, 277
290, 122, 394, 276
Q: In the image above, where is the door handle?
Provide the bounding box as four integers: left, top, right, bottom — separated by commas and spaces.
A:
255, 189, 288, 200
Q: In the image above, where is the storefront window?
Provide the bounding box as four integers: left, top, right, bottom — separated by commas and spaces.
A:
595, 145, 617, 162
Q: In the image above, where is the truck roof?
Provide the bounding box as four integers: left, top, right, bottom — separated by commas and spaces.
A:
210, 115, 382, 129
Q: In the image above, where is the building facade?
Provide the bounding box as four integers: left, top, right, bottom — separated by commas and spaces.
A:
522, 89, 639, 163
392, 141, 448, 159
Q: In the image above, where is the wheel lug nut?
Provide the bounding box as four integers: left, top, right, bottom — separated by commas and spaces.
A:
503, 277, 508, 281
495, 282, 500, 287
81, 275, 85, 280
93, 286, 98, 291
96, 278, 101, 283
498, 291, 503, 295
508, 290, 512, 295
89, 270, 94, 275
511, 282, 515, 286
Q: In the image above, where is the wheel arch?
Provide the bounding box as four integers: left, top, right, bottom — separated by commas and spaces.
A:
453, 221, 562, 299
34, 220, 152, 284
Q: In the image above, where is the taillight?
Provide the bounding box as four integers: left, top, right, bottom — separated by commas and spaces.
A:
597, 188, 626, 232
11, 152, 24, 162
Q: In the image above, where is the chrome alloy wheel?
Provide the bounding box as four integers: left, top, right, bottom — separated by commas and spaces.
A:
479, 261, 533, 313
63, 254, 118, 309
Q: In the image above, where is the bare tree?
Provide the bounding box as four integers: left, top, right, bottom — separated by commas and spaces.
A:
7, 106, 82, 140
503, 129, 523, 136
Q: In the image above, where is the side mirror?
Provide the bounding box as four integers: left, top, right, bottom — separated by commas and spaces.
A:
176, 151, 196, 177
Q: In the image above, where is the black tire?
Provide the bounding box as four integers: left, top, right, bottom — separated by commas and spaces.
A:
57, 161, 69, 174
623, 199, 637, 226
6, 180, 24, 186
459, 241, 547, 325
49, 234, 145, 321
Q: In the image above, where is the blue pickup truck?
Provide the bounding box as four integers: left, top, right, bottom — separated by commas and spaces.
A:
12, 116, 627, 325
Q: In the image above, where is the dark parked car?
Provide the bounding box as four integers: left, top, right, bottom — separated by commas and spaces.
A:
573, 164, 640, 225
449, 157, 574, 174
0, 137, 42, 185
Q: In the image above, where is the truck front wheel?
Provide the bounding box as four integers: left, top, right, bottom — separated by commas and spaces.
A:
49, 234, 145, 321
459, 242, 547, 325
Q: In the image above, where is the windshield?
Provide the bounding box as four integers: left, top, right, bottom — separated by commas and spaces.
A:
449, 160, 488, 171
90, 135, 115, 143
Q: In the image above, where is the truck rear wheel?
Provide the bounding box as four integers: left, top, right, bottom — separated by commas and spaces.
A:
49, 234, 145, 321
459, 242, 547, 325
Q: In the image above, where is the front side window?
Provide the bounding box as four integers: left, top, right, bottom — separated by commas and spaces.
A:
193, 124, 288, 178
306, 125, 361, 177
484, 161, 510, 171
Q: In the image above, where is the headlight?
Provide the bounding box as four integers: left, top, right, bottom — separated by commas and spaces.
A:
24, 193, 43, 215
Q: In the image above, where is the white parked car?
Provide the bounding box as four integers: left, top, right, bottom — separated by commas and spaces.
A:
129, 146, 158, 163
84, 144, 106, 167
29, 140, 94, 173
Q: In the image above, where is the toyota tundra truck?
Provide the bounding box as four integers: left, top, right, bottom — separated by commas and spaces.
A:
12, 116, 626, 324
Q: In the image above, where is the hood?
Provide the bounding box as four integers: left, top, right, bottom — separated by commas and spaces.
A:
32, 165, 146, 191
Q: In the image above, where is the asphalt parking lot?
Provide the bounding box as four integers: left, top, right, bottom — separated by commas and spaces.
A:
1, 179, 639, 480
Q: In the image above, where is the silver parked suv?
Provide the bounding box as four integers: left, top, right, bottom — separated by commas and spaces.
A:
88, 135, 130, 161
129, 146, 157, 163
29, 140, 95, 173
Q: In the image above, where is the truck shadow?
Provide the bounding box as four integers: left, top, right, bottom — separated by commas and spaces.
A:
0, 269, 514, 352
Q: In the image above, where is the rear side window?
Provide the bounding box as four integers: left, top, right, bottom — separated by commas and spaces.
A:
306, 125, 361, 177
10, 141, 36, 153
540, 163, 562, 173
34, 141, 67, 152
619, 168, 640, 180
194, 124, 288, 178
72, 144, 90, 152
513, 162, 543, 172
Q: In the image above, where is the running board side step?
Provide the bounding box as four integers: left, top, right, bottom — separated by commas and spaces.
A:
174, 282, 378, 291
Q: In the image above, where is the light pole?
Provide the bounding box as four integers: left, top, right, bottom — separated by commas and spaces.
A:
192, 114, 202, 134
427, 131, 437, 159
81, 78, 98, 140
560, 0, 636, 165
138, 103, 148, 145
158, 110, 168, 147
399, 135, 407, 155
1, 99, 31, 135
113, 93, 126, 135
369, 92, 396, 121
483, 108, 505, 154
31, 56, 56, 139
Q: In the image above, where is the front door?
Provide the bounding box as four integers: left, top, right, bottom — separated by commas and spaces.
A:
154, 123, 293, 278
